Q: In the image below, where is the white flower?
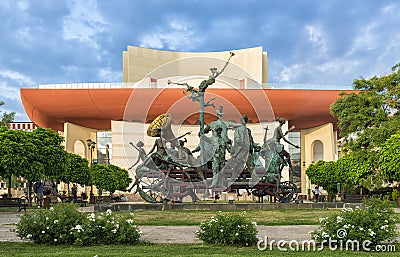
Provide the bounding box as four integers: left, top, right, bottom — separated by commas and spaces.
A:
369, 231, 376, 237
235, 232, 239, 236
336, 216, 344, 223
42, 231, 45, 234
49, 207, 54, 211
74, 224, 83, 232
252, 221, 257, 226
46, 227, 50, 230
106, 209, 112, 216
45, 217, 49, 221
27, 234, 32, 239
112, 229, 117, 234
130, 212, 135, 217
359, 227, 364, 231
220, 229, 223, 232
54, 220, 59, 224
385, 220, 388, 223
127, 219, 134, 224
54, 238, 57, 242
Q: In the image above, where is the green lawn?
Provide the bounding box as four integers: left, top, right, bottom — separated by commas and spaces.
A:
0, 242, 398, 256
129, 209, 340, 226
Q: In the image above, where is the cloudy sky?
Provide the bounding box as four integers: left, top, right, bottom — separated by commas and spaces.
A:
1, 0, 399, 121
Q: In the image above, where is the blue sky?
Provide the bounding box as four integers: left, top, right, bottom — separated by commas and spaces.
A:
1, 0, 399, 121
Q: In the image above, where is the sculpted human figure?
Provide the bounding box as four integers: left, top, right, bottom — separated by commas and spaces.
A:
128, 141, 147, 170
230, 115, 255, 181
272, 117, 299, 172
148, 128, 191, 156
204, 105, 231, 148
210, 127, 230, 188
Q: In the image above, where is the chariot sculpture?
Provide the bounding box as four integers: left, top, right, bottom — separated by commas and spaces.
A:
129, 52, 299, 203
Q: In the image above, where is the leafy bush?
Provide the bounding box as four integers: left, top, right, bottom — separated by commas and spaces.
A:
16, 203, 141, 245
16, 203, 85, 244
310, 198, 398, 246
195, 212, 258, 246
72, 209, 141, 246
392, 189, 400, 201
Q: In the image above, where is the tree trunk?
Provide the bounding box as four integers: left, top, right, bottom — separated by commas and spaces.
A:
7, 176, 12, 198
27, 181, 32, 206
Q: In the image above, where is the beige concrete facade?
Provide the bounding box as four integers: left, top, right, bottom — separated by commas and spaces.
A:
300, 123, 337, 197
123, 46, 268, 84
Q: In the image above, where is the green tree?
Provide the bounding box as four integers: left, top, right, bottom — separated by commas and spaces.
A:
330, 63, 400, 154
91, 164, 131, 195
306, 160, 344, 196
0, 101, 15, 128
0, 128, 37, 197
30, 128, 67, 179
0, 127, 67, 201
60, 152, 90, 193
378, 132, 400, 182
330, 63, 400, 186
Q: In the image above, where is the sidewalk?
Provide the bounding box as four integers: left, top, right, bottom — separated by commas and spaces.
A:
1, 209, 399, 244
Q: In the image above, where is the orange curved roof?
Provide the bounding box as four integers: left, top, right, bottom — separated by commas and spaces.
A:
20, 88, 352, 131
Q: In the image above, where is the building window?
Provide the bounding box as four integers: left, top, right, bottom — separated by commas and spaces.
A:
288, 131, 301, 190
312, 140, 324, 162
97, 131, 112, 164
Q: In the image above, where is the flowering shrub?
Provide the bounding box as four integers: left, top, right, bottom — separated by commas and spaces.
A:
72, 209, 141, 246
16, 203, 84, 244
310, 198, 398, 246
195, 212, 258, 246
16, 203, 141, 245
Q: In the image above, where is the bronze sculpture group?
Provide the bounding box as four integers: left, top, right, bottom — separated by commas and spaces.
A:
129, 53, 299, 203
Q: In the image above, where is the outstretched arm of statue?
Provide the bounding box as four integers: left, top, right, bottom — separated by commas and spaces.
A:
128, 158, 140, 170
129, 142, 139, 151
210, 52, 235, 80
282, 136, 299, 148
165, 131, 192, 143
148, 141, 157, 155
263, 126, 269, 144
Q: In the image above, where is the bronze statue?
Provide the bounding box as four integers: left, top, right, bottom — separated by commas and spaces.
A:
210, 127, 230, 188
271, 117, 299, 172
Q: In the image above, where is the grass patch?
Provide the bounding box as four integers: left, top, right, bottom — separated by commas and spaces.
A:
128, 209, 340, 226
0, 242, 398, 256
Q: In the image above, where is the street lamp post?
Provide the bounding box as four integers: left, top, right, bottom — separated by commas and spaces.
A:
87, 139, 96, 204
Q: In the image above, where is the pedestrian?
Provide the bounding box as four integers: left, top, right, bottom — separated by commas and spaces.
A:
37, 181, 44, 207
313, 186, 320, 203
71, 184, 78, 201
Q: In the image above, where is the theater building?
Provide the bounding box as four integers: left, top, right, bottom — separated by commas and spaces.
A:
20, 46, 352, 198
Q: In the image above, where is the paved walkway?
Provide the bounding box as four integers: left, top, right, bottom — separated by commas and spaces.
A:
1, 208, 399, 244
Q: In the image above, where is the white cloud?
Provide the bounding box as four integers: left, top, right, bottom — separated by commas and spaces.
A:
99, 68, 122, 82
305, 25, 328, 57
348, 21, 380, 56
0, 83, 20, 101
0, 69, 35, 86
277, 63, 303, 83
139, 19, 201, 50
17, 0, 29, 10
62, 0, 107, 48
